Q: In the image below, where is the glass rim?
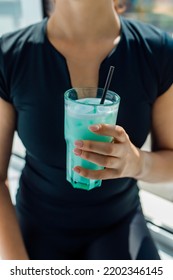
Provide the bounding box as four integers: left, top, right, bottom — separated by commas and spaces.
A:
64, 87, 120, 106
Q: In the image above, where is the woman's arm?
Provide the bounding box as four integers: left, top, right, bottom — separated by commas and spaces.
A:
0, 98, 29, 260
73, 84, 173, 183
137, 83, 173, 182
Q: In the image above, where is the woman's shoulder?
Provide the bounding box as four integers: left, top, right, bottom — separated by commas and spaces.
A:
120, 16, 173, 50
0, 18, 47, 56
120, 17, 173, 97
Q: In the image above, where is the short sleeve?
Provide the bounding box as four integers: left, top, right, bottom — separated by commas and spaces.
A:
0, 38, 10, 102
158, 32, 173, 95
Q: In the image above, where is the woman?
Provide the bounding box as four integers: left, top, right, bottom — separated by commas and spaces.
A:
0, 0, 173, 260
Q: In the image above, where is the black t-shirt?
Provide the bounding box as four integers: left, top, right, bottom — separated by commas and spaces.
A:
0, 17, 173, 230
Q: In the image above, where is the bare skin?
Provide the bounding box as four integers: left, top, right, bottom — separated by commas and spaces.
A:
0, 0, 173, 259
0, 99, 29, 259
47, 0, 121, 88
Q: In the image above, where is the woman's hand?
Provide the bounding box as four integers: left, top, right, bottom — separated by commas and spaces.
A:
73, 124, 143, 180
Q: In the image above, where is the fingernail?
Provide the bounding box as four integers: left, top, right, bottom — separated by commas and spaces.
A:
73, 167, 81, 173
74, 140, 83, 147
89, 125, 100, 131
73, 148, 82, 156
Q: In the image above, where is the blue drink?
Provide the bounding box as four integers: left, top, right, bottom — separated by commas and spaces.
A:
64, 88, 120, 190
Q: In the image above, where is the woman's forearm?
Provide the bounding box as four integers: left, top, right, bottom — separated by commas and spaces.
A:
0, 182, 29, 260
136, 149, 173, 183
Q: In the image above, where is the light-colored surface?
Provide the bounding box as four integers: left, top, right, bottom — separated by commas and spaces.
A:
12, 132, 26, 158
140, 190, 173, 230
139, 181, 173, 202
140, 189, 173, 259
0, 0, 43, 36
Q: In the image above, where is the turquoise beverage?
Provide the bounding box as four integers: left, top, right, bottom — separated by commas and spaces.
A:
64, 88, 120, 191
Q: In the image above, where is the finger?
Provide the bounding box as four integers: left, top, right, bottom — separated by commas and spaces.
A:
73, 166, 122, 180
73, 149, 121, 168
74, 140, 123, 157
89, 124, 128, 143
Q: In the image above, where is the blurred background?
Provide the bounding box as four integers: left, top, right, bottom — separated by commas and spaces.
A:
0, 0, 173, 259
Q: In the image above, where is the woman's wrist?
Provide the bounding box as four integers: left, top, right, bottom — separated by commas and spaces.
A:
133, 149, 150, 181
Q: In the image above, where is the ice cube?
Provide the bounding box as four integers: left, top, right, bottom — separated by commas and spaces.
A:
67, 101, 94, 117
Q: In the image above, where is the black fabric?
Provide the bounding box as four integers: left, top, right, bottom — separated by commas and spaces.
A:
15, 205, 160, 260
1, 16, 172, 259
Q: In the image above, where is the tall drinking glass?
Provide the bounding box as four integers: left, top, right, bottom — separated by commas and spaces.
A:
64, 88, 120, 191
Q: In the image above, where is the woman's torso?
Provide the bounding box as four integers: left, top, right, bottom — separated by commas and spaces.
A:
1, 17, 170, 230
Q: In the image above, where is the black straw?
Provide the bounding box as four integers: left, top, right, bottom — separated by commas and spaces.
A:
100, 66, 115, 104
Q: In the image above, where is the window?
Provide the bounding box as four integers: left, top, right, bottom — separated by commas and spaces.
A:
124, 0, 173, 33
0, 0, 43, 36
